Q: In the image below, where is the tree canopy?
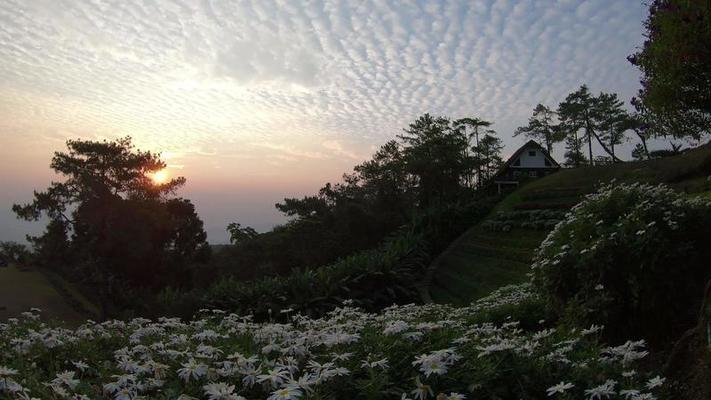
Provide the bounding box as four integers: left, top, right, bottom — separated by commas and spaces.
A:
629, 0, 711, 139
13, 137, 209, 316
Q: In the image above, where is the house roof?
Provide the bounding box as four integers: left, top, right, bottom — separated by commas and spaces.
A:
495, 140, 560, 176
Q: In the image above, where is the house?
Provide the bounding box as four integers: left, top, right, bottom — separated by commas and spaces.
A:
493, 140, 560, 193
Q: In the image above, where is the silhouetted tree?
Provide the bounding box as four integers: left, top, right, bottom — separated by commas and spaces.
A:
454, 117, 494, 187
595, 92, 629, 161
473, 132, 504, 183
558, 86, 626, 165
13, 137, 209, 316
558, 86, 592, 166
399, 114, 470, 205
628, 0, 711, 139
515, 104, 563, 153
0, 241, 31, 265
226, 223, 258, 245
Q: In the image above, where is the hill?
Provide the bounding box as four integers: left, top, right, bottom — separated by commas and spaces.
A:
426, 143, 711, 305
0, 264, 99, 324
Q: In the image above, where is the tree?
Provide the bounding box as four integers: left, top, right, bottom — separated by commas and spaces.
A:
558, 86, 592, 166
399, 114, 470, 206
226, 223, 258, 245
473, 132, 503, 183
13, 137, 209, 315
0, 241, 31, 265
352, 140, 414, 221
627, 99, 655, 160
514, 104, 563, 153
594, 93, 629, 161
563, 135, 588, 167
454, 117, 493, 187
558, 86, 625, 166
631, 143, 649, 161
628, 0, 711, 139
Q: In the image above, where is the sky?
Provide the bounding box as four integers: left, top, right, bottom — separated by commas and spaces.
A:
0, 0, 650, 244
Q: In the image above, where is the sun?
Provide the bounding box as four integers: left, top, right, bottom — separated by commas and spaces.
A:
149, 169, 169, 184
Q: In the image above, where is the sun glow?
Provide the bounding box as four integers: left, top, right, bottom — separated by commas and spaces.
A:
149, 169, 169, 184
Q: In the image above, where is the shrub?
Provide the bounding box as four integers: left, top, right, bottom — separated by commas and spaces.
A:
532, 182, 711, 348
190, 229, 430, 320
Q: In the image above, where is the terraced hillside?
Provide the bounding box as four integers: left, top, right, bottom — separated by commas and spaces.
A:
427, 143, 711, 305
427, 226, 546, 305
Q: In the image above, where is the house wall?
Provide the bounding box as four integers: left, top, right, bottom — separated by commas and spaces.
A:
513, 146, 550, 168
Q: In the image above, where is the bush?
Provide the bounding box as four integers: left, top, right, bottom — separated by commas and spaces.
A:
171, 198, 496, 321
173, 229, 431, 320
532, 182, 711, 348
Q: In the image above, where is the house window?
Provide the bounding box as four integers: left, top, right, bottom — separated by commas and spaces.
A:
513, 158, 520, 166
528, 151, 536, 156
529, 171, 538, 177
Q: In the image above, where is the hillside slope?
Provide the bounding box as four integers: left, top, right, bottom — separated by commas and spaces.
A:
427, 143, 711, 305
0, 265, 99, 324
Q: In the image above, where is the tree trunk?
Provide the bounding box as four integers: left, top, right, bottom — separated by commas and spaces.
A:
475, 128, 481, 188
591, 130, 624, 162
635, 132, 651, 159
586, 123, 594, 166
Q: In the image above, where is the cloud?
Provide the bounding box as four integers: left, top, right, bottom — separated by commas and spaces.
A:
251, 142, 329, 160
214, 37, 323, 87
0, 0, 650, 242
321, 140, 362, 160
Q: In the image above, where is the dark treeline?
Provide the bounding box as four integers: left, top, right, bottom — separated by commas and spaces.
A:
211, 113, 504, 282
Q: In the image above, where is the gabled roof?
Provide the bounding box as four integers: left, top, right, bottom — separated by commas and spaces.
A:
496, 140, 560, 175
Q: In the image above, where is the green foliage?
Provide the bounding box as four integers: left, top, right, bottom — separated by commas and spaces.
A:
514, 103, 564, 153
595, 92, 629, 160
629, 0, 711, 139
532, 182, 711, 347
472, 133, 503, 183
225, 222, 258, 245
197, 229, 430, 320
557, 85, 630, 166
453, 117, 495, 188
0, 241, 31, 265
176, 198, 495, 320
399, 114, 471, 205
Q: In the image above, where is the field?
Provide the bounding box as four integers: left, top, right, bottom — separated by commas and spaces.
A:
0, 264, 97, 324
427, 143, 711, 305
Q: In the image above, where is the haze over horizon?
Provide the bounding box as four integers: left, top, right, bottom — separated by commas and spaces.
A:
0, 0, 650, 244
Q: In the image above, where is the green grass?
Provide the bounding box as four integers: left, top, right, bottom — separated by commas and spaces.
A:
428, 227, 546, 306
500, 142, 711, 212
0, 264, 98, 324
428, 143, 711, 306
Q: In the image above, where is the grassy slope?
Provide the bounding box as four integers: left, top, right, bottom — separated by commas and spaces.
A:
0, 264, 98, 324
428, 143, 711, 306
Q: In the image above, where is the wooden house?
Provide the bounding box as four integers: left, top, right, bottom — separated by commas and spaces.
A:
493, 140, 560, 193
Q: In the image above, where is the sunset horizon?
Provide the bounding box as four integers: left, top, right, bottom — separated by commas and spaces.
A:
0, 0, 654, 244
